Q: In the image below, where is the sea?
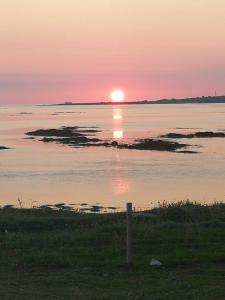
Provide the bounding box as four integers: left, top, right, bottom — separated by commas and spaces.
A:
0, 103, 225, 211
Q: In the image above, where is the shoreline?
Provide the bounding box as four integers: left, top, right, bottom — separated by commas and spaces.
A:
1, 199, 225, 213
40, 95, 225, 106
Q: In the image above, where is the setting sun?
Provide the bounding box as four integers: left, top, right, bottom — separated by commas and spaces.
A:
110, 89, 125, 102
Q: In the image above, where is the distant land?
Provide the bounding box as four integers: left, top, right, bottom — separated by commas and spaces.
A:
45, 95, 225, 106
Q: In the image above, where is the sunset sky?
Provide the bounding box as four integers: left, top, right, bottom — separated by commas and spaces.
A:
1, 0, 225, 104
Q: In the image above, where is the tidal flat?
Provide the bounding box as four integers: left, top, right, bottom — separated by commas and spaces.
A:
1, 201, 225, 299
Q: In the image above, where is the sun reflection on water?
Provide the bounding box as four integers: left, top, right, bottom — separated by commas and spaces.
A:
114, 176, 131, 195
113, 114, 122, 120
112, 108, 123, 140
113, 152, 132, 195
113, 130, 123, 139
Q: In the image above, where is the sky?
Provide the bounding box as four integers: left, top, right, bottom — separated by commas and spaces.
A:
1, 0, 225, 104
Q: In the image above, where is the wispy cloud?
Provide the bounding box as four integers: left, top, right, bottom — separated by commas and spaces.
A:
0, 73, 69, 89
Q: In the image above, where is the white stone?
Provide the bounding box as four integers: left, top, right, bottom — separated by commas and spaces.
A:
150, 258, 162, 266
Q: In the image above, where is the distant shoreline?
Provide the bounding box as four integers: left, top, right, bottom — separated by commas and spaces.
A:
42, 95, 225, 106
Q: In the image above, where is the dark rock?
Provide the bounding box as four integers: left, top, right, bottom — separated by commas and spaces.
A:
107, 207, 117, 210
90, 205, 103, 213
26, 126, 102, 147
0, 146, 10, 150
3, 205, 14, 209
161, 131, 225, 139
26, 126, 193, 153
111, 141, 118, 147
117, 139, 188, 152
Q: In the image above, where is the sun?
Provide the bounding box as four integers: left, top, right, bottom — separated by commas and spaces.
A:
110, 89, 125, 102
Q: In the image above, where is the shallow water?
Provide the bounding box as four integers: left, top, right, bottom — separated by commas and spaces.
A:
0, 103, 225, 210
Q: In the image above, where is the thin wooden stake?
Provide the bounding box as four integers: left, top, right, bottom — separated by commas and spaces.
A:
126, 202, 132, 266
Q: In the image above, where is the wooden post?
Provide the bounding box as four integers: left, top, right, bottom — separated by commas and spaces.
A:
126, 202, 132, 266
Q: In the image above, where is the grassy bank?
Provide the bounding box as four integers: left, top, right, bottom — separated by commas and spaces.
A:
1, 201, 225, 299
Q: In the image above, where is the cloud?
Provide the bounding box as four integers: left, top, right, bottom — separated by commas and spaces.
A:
0, 73, 69, 89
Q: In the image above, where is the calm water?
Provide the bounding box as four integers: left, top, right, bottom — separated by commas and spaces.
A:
0, 103, 225, 210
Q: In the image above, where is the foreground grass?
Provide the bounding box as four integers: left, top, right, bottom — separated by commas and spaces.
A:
1, 201, 225, 299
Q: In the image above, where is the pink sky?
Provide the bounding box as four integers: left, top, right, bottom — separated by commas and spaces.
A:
1, 0, 225, 104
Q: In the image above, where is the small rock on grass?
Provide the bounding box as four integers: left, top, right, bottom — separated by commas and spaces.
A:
150, 258, 162, 266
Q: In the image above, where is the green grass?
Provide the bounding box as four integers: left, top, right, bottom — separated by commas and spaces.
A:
1, 201, 225, 299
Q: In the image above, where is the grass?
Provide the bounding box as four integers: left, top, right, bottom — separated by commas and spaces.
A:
1, 201, 225, 299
